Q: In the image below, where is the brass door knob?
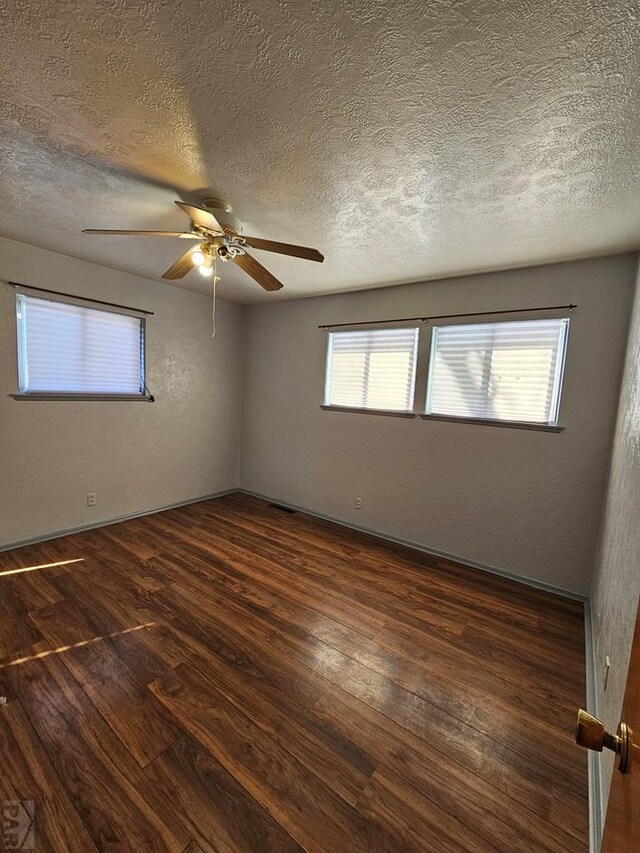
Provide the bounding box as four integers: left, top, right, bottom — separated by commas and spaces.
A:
575, 709, 632, 774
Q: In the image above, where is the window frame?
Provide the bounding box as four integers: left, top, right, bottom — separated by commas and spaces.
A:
422, 316, 570, 430
322, 325, 420, 416
320, 316, 570, 431
13, 291, 150, 401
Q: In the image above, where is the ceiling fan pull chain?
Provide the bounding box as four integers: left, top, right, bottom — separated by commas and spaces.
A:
211, 257, 219, 339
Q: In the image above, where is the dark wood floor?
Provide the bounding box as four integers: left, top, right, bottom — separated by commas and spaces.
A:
0, 493, 588, 852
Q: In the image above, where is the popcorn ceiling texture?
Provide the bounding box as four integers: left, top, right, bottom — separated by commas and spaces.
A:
0, 0, 638, 302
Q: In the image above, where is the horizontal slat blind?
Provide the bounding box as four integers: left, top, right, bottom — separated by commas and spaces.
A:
17, 294, 145, 394
426, 318, 570, 425
325, 327, 419, 412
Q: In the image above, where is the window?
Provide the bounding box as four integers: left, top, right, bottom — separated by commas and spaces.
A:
324, 327, 419, 412
425, 318, 570, 426
16, 294, 146, 396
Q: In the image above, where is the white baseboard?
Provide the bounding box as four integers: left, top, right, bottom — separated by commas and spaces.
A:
584, 601, 603, 852
3, 484, 589, 602
240, 489, 589, 602
0, 488, 237, 552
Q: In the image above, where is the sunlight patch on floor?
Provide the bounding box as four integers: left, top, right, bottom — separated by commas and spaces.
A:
0, 623, 157, 669
0, 558, 84, 577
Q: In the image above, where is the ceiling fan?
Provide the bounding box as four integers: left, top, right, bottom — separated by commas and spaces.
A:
83, 200, 324, 291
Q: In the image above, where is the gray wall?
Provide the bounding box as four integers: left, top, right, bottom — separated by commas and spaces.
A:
591, 260, 640, 821
2, 238, 637, 600
240, 254, 637, 595
0, 235, 244, 547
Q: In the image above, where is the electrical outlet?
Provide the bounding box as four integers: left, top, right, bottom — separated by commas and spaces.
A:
87, 492, 96, 507
355, 496, 362, 510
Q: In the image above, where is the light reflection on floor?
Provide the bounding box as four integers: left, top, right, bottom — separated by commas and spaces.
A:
0, 558, 85, 577
0, 623, 157, 669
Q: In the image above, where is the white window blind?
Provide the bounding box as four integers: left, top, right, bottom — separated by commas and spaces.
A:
426, 318, 570, 425
324, 327, 419, 412
16, 294, 145, 395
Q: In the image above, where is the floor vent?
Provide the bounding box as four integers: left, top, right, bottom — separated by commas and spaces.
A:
269, 503, 297, 514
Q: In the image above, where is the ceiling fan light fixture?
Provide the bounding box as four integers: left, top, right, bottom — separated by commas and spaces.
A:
192, 246, 206, 266
199, 264, 214, 277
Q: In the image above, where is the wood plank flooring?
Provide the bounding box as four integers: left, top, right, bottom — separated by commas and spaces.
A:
0, 492, 588, 852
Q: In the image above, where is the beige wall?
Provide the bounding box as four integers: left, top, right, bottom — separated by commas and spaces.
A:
2, 238, 637, 599
591, 259, 640, 821
0, 235, 244, 547
240, 254, 637, 595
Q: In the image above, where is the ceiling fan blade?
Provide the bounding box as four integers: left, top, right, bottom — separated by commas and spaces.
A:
83, 229, 199, 238
233, 252, 284, 291
242, 235, 324, 263
175, 201, 224, 234
162, 245, 198, 280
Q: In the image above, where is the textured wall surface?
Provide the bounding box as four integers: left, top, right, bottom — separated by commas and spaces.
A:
0, 0, 638, 302
0, 235, 244, 547
240, 254, 636, 594
591, 260, 640, 820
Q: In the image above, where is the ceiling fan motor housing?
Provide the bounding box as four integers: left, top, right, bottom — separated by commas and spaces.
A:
200, 197, 242, 236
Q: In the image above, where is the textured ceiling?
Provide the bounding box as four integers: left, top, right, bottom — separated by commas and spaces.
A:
0, 0, 639, 303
